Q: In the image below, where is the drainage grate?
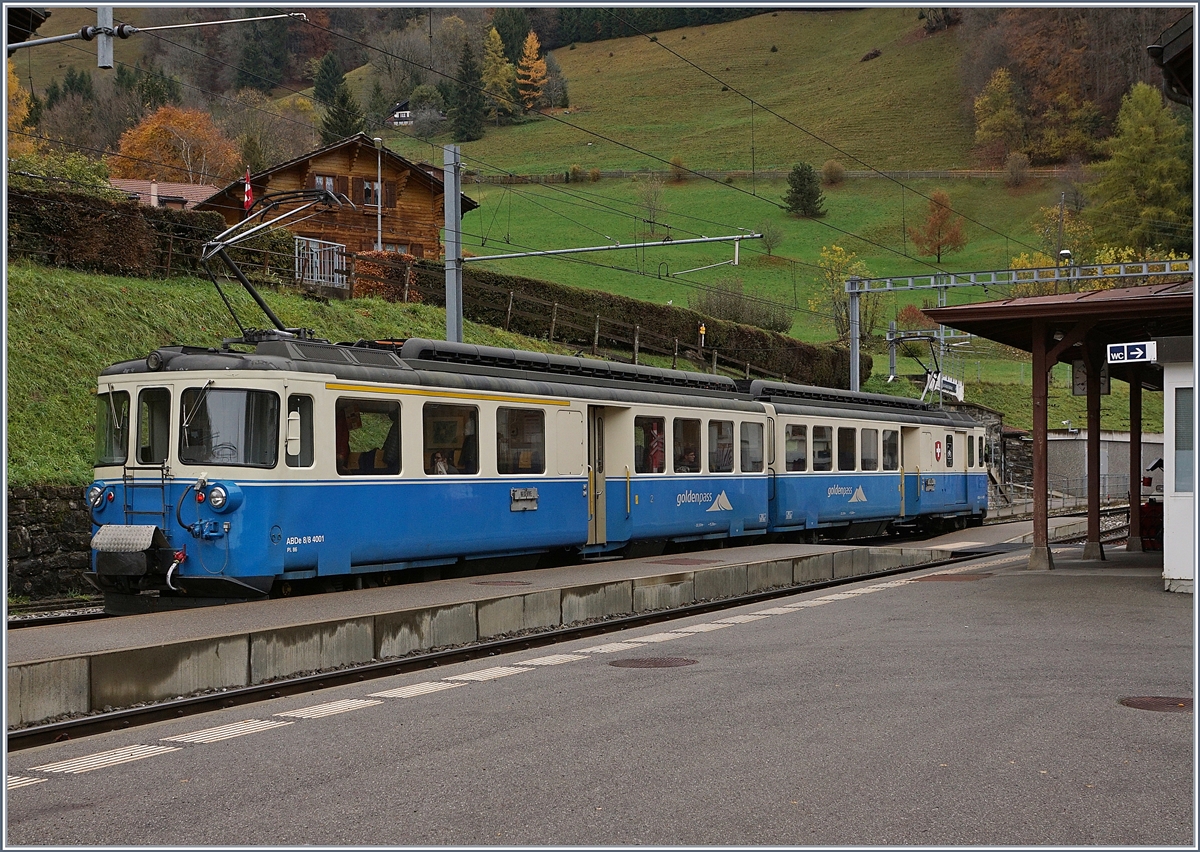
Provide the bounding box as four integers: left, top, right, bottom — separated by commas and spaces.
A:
609, 657, 697, 668
1119, 696, 1193, 713
915, 573, 992, 581
471, 580, 533, 587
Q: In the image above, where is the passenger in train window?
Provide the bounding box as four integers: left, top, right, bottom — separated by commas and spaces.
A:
673, 418, 702, 473
634, 416, 665, 473
675, 447, 698, 472
429, 451, 456, 475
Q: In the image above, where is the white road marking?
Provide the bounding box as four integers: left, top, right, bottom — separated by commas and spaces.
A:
754, 607, 799, 615
163, 719, 294, 744
783, 600, 832, 608
578, 641, 646, 653
629, 632, 686, 643
276, 698, 383, 719
31, 744, 181, 774
670, 622, 733, 633
445, 666, 531, 682
7, 776, 46, 789
370, 681, 465, 698
518, 654, 588, 665
713, 614, 771, 624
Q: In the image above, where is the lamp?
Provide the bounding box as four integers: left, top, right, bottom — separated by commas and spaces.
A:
374, 136, 383, 252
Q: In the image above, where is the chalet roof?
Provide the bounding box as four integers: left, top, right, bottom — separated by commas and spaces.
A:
8, 8, 50, 44
110, 179, 218, 209
198, 133, 478, 213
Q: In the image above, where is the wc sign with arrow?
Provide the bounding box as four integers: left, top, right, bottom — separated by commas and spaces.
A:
1107, 341, 1157, 364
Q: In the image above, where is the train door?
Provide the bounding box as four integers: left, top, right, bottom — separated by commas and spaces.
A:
588, 406, 606, 545
952, 429, 968, 505
900, 426, 924, 517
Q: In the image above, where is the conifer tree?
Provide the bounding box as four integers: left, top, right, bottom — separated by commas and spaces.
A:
319, 82, 365, 144
782, 163, 825, 217
516, 32, 547, 110
313, 52, 344, 106
481, 27, 516, 123
450, 40, 486, 143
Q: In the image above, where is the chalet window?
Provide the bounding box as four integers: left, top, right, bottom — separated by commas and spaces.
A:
314, 174, 335, 192
363, 179, 381, 207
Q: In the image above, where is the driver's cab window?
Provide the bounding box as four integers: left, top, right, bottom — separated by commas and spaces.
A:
137, 387, 171, 465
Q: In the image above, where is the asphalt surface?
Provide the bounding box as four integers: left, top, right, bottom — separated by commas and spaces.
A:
5, 544, 1192, 846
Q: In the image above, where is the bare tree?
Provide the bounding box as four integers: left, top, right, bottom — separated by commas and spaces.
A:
758, 220, 783, 256
638, 175, 665, 234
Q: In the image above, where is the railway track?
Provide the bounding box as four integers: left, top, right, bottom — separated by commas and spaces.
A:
8, 548, 993, 751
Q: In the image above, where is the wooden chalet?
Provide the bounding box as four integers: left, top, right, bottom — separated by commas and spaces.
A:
196, 134, 477, 290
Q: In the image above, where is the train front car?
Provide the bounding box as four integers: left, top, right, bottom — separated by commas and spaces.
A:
86, 346, 312, 613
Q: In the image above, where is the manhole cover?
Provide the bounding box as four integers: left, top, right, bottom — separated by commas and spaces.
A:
609, 657, 697, 668
470, 580, 533, 587
1119, 696, 1193, 713
915, 573, 992, 581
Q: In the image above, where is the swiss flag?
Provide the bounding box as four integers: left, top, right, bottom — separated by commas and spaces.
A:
243, 168, 253, 212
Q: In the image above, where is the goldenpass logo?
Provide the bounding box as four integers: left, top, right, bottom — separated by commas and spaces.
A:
677, 489, 713, 508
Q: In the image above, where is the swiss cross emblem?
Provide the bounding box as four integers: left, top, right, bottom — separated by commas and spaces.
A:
934, 440, 943, 462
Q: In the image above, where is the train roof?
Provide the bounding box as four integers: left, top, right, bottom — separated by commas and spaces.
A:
99, 338, 976, 424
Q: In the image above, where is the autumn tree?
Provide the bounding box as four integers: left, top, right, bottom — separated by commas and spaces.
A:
782, 162, 825, 217
109, 105, 239, 184
1088, 82, 1192, 254
638, 175, 665, 234
481, 26, 516, 123
907, 190, 967, 263
516, 31, 547, 110
7, 60, 34, 156
807, 245, 880, 342
972, 67, 1024, 165
449, 39, 486, 142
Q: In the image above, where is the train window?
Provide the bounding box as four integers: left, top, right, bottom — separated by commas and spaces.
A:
740, 423, 764, 472
423, 403, 477, 474
979, 435, 985, 467
497, 408, 545, 475
95, 390, 130, 466
137, 388, 171, 465
286, 395, 314, 468
179, 388, 279, 467
945, 434, 954, 468
337, 398, 400, 475
967, 433, 975, 468
785, 425, 807, 471
812, 426, 833, 472
634, 416, 665, 473
861, 428, 879, 471
708, 420, 735, 473
882, 430, 899, 471
837, 427, 856, 471
673, 418, 701, 473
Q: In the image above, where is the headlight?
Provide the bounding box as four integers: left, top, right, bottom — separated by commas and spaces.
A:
208, 485, 228, 510
87, 485, 104, 507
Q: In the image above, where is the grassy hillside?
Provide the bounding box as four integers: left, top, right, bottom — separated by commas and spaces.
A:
6, 261, 567, 486
389, 8, 973, 173
457, 175, 1057, 342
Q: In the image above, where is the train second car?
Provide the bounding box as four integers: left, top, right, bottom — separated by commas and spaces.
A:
85, 338, 987, 613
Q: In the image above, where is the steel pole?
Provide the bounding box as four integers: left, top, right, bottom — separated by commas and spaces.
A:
443, 145, 463, 343
848, 278, 861, 392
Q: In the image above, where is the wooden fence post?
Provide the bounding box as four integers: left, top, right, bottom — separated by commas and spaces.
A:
712, 349, 718, 374
592, 315, 600, 356
633, 326, 640, 365
505, 291, 514, 331
165, 236, 173, 278
549, 303, 558, 342
672, 338, 678, 369
403, 262, 411, 303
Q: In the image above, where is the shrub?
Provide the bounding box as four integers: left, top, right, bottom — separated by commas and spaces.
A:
569, 163, 585, 182
354, 251, 420, 302
1004, 151, 1031, 187
669, 156, 687, 182
588, 167, 601, 182
821, 159, 846, 186
686, 277, 793, 333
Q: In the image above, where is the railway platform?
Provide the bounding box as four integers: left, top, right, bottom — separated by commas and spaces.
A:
5, 514, 1121, 728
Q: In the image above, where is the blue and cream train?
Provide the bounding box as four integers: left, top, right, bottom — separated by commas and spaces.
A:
86, 337, 988, 612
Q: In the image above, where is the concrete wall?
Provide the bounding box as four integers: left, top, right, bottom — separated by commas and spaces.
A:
7, 546, 944, 726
